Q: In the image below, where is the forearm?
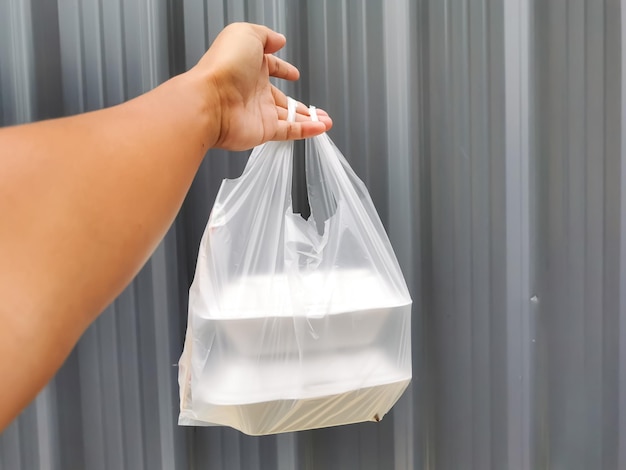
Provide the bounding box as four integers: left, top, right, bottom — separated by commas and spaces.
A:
0, 22, 333, 431
0, 71, 215, 428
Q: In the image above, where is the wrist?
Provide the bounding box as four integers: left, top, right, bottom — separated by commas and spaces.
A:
164, 70, 222, 150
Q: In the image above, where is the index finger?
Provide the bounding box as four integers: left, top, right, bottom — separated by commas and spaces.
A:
272, 121, 328, 141
266, 55, 299, 81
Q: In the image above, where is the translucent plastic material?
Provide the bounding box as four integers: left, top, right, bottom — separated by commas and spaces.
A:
178, 100, 412, 435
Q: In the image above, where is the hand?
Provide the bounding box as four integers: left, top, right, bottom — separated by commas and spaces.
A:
189, 22, 333, 151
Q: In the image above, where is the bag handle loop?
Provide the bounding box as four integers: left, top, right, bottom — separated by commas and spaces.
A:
287, 96, 297, 123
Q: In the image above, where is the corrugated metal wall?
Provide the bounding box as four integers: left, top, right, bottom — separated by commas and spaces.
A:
0, 0, 624, 469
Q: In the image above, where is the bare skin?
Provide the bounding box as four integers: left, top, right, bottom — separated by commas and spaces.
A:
0, 22, 332, 431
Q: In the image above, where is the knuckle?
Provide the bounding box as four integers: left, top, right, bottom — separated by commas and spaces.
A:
226, 22, 242, 31
272, 59, 281, 73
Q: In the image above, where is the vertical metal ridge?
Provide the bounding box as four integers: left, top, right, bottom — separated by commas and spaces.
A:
603, 0, 622, 467
98, 303, 125, 470
117, 0, 128, 102
116, 285, 146, 470
149, 245, 177, 470
360, 1, 371, 185
620, 0, 626, 467
77, 324, 106, 470
33, 383, 56, 470
77, 0, 89, 111
7, 0, 35, 123
97, 0, 108, 105
582, 2, 605, 468
383, 2, 415, 469
504, 0, 533, 469
1, 414, 22, 469
340, 0, 350, 160
468, 0, 493, 467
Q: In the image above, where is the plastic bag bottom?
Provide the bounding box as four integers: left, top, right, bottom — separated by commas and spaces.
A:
179, 376, 411, 435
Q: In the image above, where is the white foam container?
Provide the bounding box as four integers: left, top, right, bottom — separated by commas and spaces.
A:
179, 270, 412, 435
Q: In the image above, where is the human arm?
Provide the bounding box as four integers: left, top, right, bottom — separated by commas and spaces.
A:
0, 22, 332, 430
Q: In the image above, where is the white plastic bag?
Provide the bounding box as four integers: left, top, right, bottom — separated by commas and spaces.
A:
178, 98, 412, 435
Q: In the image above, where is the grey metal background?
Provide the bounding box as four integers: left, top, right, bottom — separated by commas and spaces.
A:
0, 0, 624, 469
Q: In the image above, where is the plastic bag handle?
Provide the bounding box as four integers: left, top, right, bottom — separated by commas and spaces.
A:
287, 96, 297, 123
